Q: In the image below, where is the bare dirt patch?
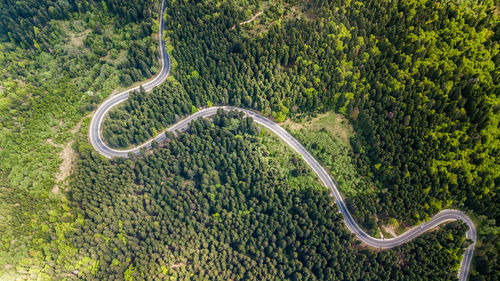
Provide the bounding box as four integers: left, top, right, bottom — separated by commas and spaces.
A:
47, 138, 61, 148
396, 252, 406, 266
49, 121, 82, 194
52, 140, 75, 193
383, 225, 397, 238
349, 106, 360, 121
171, 262, 185, 269
240, 11, 263, 26
182, 179, 195, 187
303, 4, 319, 20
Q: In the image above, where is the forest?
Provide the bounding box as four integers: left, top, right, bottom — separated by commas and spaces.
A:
65, 111, 470, 280
103, 0, 498, 226
0, 0, 498, 279
102, 79, 194, 148
160, 0, 499, 226
0, 0, 160, 278
101, 0, 499, 279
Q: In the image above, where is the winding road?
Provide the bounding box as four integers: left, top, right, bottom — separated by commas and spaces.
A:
89, 0, 476, 280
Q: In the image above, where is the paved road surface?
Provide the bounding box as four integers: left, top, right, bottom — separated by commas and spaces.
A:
88, 1, 476, 280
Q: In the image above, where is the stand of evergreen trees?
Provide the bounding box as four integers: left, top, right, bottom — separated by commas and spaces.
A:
101, 1, 498, 278
2, 0, 497, 278
0, 0, 157, 48
67, 111, 470, 280
102, 79, 194, 148
160, 0, 498, 225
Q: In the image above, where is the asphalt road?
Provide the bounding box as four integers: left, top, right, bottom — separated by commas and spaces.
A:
88, 1, 476, 280
89, 0, 170, 158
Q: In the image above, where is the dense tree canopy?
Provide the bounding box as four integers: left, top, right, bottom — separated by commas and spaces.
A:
67, 112, 470, 280
102, 79, 194, 148
101, 1, 499, 278
0, 0, 157, 47
160, 0, 499, 225
0, 0, 161, 277
0, 0, 497, 279
104, 0, 498, 234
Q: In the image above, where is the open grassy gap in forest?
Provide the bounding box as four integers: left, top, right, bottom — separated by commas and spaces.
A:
282, 112, 374, 197
283, 111, 354, 147
228, 0, 317, 35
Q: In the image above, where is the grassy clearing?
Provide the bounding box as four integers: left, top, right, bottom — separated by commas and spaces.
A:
282, 112, 375, 197
283, 111, 354, 147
